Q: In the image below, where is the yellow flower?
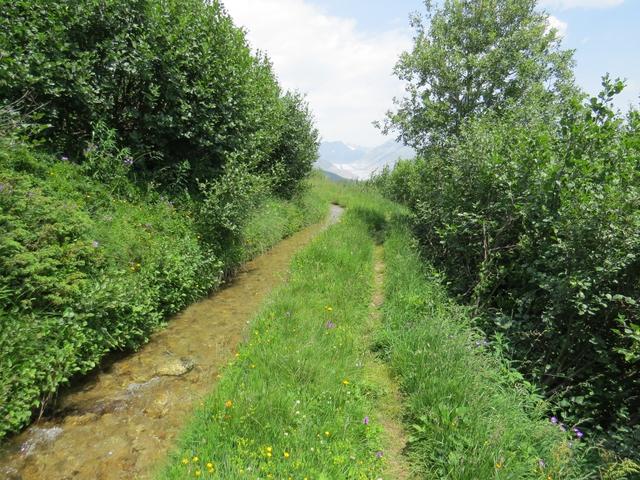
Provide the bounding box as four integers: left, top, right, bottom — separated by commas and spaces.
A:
206, 462, 214, 469
267, 452, 272, 458
225, 400, 233, 408
495, 462, 502, 469
342, 379, 350, 385
192, 456, 199, 462
194, 470, 201, 477
267, 446, 273, 452
181, 458, 189, 465
324, 431, 331, 437
284, 451, 290, 458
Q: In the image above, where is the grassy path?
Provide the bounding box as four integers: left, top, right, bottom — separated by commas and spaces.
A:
158, 205, 391, 479
365, 245, 412, 480
158, 182, 586, 479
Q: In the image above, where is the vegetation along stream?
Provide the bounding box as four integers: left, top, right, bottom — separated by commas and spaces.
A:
0, 205, 344, 480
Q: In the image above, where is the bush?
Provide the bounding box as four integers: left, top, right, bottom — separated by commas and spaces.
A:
0, 0, 318, 195
377, 82, 640, 460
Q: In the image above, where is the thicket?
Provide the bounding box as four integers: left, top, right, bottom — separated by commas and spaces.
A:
374, 0, 640, 466
0, 0, 322, 439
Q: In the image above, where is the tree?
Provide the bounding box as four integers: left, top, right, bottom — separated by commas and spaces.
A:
382, 0, 576, 152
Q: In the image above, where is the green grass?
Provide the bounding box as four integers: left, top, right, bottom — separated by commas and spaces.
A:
378, 221, 588, 479
159, 183, 592, 479
158, 191, 398, 480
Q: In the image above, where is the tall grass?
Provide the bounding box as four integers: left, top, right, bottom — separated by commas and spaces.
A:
378, 221, 588, 479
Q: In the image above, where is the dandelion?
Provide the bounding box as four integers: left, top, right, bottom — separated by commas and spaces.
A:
342, 379, 350, 385
363, 416, 370, 425
225, 400, 233, 408
181, 458, 189, 465
192, 456, 199, 462
194, 470, 201, 477
284, 451, 290, 458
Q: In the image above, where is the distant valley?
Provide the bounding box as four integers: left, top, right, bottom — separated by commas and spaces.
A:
316, 140, 415, 180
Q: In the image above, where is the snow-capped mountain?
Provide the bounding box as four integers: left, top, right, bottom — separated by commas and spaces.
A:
317, 140, 415, 180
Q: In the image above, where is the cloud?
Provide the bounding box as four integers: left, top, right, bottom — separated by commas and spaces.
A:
540, 0, 624, 10
547, 15, 568, 37
222, 0, 411, 147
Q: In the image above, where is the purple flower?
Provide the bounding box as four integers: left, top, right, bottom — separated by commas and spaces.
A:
573, 427, 584, 439
123, 157, 134, 167
550, 416, 558, 424
61, 155, 69, 161
538, 459, 546, 469
325, 321, 336, 329
363, 416, 370, 425
375, 451, 383, 458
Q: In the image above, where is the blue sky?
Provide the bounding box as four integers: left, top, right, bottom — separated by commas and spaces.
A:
224, 0, 639, 146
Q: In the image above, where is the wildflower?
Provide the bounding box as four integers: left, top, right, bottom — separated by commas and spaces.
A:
61, 155, 69, 161
342, 379, 350, 385
206, 462, 213, 469
376, 451, 384, 458
325, 305, 333, 312
363, 416, 370, 425
123, 157, 134, 167
192, 456, 199, 462
225, 400, 233, 408
538, 459, 546, 469
324, 431, 330, 437
495, 462, 503, 469
573, 427, 584, 439
181, 458, 189, 465
194, 470, 201, 477
284, 451, 290, 458
550, 416, 558, 424
92, 240, 100, 248
325, 321, 336, 329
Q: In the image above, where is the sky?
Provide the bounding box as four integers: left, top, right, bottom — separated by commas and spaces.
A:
222, 0, 640, 147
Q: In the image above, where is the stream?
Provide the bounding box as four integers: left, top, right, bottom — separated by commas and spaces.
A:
0, 205, 343, 480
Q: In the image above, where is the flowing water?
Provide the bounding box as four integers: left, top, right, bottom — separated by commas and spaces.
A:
0, 205, 343, 480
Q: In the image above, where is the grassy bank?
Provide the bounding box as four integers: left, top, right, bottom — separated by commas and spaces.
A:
0, 139, 325, 439
379, 222, 587, 479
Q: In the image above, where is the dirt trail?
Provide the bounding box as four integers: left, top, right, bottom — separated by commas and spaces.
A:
367, 245, 413, 480
0, 205, 343, 480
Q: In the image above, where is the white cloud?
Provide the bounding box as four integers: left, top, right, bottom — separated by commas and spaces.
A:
222, 0, 411, 147
540, 0, 624, 10
547, 15, 568, 37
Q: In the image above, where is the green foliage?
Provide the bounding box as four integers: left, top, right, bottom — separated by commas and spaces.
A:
0, 0, 318, 195
0, 136, 325, 440
382, 0, 575, 152
376, 80, 640, 462
379, 222, 588, 479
